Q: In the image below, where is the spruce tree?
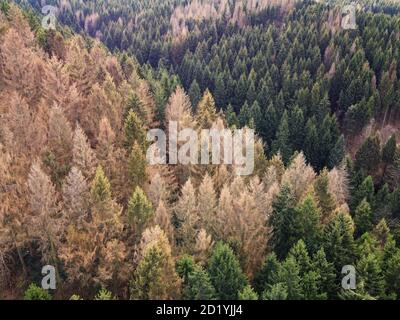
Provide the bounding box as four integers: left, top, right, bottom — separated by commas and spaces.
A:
128, 142, 147, 190
124, 110, 147, 150
238, 285, 258, 300
355, 135, 381, 174
262, 283, 288, 300
382, 135, 396, 165
354, 199, 374, 237
269, 184, 297, 259
274, 256, 303, 300
207, 242, 248, 300
127, 186, 153, 233
312, 248, 336, 298
357, 252, 385, 298
323, 213, 356, 271
272, 111, 292, 165
184, 264, 216, 300
253, 253, 281, 295
314, 169, 336, 224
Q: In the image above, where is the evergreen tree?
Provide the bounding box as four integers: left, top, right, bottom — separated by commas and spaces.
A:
91, 166, 111, 204
354, 199, 374, 237
131, 232, 180, 299
127, 186, 153, 233
314, 169, 336, 224
390, 187, 400, 218
323, 213, 356, 271
357, 252, 385, 298
274, 256, 303, 300
312, 248, 336, 298
184, 265, 216, 300
294, 194, 322, 253
253, 253, 281, 295
384, 249, 400, 299
188, 80, 201, 111
128, 142, 147, 190
207, 242, 248, 300
94, 288, 116, 300
262, 283, 288, 300
24, 284, 52, 300
176, 255, 196, 285
225, 104, 239, 128
124, 110, 147, 150
269, 185, 297, 259
351, 176, 375, 211
196, 89, 218, 128
382, 134, 396, 165
238, 285, 258, 300
272, 111, 292, 165
355, 135, 381, 174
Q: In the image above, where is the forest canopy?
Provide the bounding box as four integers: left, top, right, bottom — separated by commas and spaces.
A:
1, 0, 400, 300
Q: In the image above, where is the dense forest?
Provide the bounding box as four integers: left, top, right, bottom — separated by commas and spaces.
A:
1, 0, 400, 300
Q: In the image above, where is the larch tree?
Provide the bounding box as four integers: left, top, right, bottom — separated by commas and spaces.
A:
46, 105, 74, 184
0, 145, 29, 280
197, 174, 217, 235
27, 160, 61, 277
174, 178, 199, 251
165, 86, 195, 185
72, 125, 96, 179
193, 228, 214, 266
61, 166, 89, 228
281, 152, 316, 201
153, 200, 174, 244
327, 166, 349, 208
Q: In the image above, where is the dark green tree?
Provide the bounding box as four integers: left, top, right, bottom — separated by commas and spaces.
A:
207, 242, 248, 300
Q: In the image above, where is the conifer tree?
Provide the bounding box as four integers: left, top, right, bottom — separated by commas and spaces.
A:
238, 285, 258, 300
323, 213, 356, 271
72, 125, 96, 179
262, 283, 288, 300
207, 242, 248, 300
354, 199, 374, 237
27, 160, 60, 273
62, 166, 88, 226
123, 110, 147, 150
312, 248, 336, 298
314, 169, 336, 224
274, 256, 303, 300
357, 252, 385, 298
128, 142, 148, 190
254, 253, 281, 295
355, 135, 381, 174
90, 166, 120, 224
382, 135, 396, 165
131, 227, 181, 299
127, 186, 153, 234
188, 80, 201, 110
269, 184, 297, 259
272, 111, 292, 165
184, 264, 216, 300
196, 89, 218, 128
